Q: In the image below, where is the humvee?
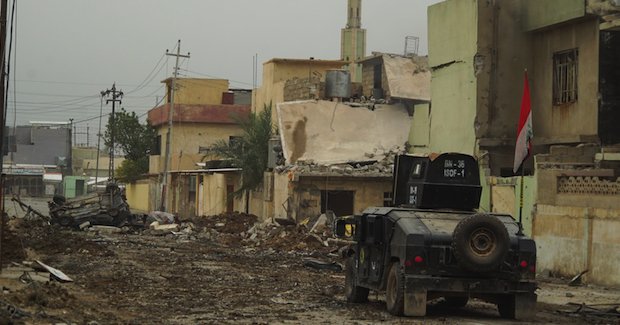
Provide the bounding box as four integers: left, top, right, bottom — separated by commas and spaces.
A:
337, 153, 537, 319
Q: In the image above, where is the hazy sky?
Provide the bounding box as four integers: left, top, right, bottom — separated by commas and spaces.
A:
9, 0, 442, 142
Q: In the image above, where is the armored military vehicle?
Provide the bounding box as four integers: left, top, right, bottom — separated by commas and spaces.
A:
337, 153, 537, 319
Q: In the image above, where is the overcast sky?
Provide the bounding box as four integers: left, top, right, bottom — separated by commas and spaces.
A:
8, 0, 442, 143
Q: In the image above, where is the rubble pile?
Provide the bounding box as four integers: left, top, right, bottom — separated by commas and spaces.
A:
275, 143, 408, 176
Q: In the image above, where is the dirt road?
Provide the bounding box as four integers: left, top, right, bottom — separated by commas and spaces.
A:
1, 215, 618, 325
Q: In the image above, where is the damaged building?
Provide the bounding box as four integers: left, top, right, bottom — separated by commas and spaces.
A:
425, 0, 620, 286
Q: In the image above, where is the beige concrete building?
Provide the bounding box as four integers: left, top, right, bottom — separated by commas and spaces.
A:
146, 78, 251, 217
252, 58, 348, 119
424, 0, 620, 286
341, 0, 366, 83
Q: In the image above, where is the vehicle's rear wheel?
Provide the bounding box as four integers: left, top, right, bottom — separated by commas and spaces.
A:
385, 262, 405, 316
58, 216, 73, 227
452, 213, 510, 272
444, 296, 469, 308
345, 255, 369, 303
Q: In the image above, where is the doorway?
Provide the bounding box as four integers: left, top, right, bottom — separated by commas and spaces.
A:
320, 190, 354, 217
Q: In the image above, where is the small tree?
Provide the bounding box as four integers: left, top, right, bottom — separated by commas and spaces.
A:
104, 108, 154, 182
206, 102, 275, 198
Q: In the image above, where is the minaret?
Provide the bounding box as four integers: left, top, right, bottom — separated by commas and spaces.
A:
341, 0, 366, 83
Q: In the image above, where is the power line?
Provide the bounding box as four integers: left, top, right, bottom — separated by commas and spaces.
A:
180, 68, 256, 87
124, 53, 167, 94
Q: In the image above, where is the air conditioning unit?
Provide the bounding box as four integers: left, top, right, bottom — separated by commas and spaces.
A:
56, 156, 68, 168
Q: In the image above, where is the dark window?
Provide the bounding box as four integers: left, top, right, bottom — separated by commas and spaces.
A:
167, 84, 172, 103
350, 8, 353, 19
553, 49, 578, 105
374, 64, 382, 89
229, 136, 243, 149
198, 146, 212, 155
321, 190, 355, 217
152, 135, 161, 155
383, 192, 393, 207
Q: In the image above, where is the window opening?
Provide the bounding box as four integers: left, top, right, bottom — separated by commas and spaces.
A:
553, 49, 578, 105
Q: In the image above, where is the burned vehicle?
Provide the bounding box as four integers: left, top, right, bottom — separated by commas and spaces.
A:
337, 153, 537, 319
49, 183, 135, 228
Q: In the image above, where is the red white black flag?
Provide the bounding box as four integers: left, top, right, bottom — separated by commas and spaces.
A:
513, 71, 533, 173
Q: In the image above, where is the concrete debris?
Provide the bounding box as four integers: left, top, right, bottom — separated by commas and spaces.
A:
90, 225, 122, 234
302, 258, 343, 271
274, 143, 406, 177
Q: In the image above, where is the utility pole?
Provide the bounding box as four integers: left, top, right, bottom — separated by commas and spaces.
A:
101, 84, 123, 182
0, 0, 8, 274
160, 40, 189, 211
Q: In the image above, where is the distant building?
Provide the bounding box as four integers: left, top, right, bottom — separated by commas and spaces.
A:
2, 122, 72, 197
146, 78, 251, 216
341, 0, 366, 83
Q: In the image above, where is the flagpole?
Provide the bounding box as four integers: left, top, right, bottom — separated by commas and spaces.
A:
517, 166, 525, 236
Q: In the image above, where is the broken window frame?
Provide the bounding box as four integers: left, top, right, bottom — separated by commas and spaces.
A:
553, 48, 579, 105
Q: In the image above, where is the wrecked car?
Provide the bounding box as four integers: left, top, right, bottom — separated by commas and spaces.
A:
337, 153, 537, 319
48, 183, 137, 228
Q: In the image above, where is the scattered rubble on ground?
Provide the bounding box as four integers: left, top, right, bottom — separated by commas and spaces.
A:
1, 208, 618, 324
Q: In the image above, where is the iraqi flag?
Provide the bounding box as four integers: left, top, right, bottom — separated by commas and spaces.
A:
513, 71, 533, 173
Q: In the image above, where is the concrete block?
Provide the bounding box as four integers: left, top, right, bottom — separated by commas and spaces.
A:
566, 147, 584, 155
561, 155, 578, 163
583, 146, 601, 155
549, 155, 562, 163
91, 226, 121, 234
535, 154, 549, 163
79, 221, 91, 230
149, 221, 159, 230
604, 153, 620, 161
550, 146, 569, 155
155, 224, 179, 231
576, 155, 594, 163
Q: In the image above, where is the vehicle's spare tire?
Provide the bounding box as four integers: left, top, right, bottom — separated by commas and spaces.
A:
53, 194, 66, 206
452, 213, 510, 272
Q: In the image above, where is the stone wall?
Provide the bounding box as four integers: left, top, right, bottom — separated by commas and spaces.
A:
283, 77, 324, 102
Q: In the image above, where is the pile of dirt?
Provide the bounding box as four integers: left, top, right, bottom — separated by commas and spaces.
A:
193, 211, 258, 234
7, 281, 77, 310
260, 225, 329, 251
2, 220, 114, 266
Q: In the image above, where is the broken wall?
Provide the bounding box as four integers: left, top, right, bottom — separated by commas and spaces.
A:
287, 175, 392, 223
276, 100, 411, 165
427, 0, 478, 155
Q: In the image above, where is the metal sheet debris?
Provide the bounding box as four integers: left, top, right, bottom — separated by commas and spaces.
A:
36, 260, 73, 282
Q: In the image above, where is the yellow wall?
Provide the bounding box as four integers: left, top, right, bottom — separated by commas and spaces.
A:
198, 173, 243, 216
534, 205, 620, 286
530, 18, 599, 138
151, 123, 243, 174
164, 78, 229, 105
125, 181, 150, 212
427, 0, 478, 155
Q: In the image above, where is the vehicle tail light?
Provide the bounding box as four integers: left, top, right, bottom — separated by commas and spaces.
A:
520, 261, 528, 268
406, 260, 412, 267
529, 266, 535, 272
414, 256, 423, 263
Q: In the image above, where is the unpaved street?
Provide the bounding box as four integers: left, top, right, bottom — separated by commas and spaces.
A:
1, 212, 619, 325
